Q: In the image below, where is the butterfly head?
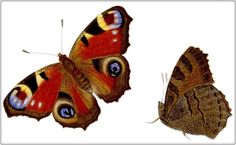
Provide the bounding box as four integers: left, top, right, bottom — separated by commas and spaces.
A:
158, 101, 165, 117
58, 53, 77, 72
158, 101, 170, 126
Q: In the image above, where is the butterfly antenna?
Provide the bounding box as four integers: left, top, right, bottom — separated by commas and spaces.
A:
160, 72, 169, 103
61, 19, 64, 53
145, 73, 164, 124
165, 72, 168, 86
22, 49, 57, 57
161, 72, 165, 103
22, 19, 64, 57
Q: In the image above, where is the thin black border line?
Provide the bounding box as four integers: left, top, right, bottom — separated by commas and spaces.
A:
0, 1, 235, 145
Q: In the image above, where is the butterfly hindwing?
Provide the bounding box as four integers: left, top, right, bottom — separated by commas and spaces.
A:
4, 64, 63, 120
4, 62, 100, 129
52, 72, 100, 129
87, 55, 130, 102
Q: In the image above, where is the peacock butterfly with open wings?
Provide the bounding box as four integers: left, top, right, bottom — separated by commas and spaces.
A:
4, 6, 132, 129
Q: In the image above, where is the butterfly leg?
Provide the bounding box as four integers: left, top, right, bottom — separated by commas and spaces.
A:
146, 117, 160, 124
183, 132, 191, 140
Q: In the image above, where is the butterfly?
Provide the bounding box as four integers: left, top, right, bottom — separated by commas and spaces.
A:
4, 6, 132, 129
158, 46, 231, 139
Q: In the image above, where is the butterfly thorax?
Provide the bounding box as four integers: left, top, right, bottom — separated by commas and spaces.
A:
58, 53, 92, 93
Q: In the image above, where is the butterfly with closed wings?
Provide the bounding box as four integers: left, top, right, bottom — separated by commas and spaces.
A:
158, 46, 231, 139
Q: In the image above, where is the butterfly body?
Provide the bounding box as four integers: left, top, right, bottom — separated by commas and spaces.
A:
4, 6, 132, 129
58, 53, 92, 92
159, 47, 231, 139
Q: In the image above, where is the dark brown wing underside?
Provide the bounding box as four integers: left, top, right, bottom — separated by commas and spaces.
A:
160, 46, 231, 139
165, 85, 231, 139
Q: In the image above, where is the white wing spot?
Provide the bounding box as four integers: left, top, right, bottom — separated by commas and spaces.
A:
112, 38, 118, 42
112, 30, 118, 35
38, 102, 42, 108
31, 100, 35, 106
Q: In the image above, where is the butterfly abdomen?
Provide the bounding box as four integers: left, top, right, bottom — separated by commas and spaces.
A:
58, 54, 92, 92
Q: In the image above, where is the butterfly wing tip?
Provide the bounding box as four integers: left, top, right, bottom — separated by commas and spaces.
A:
81, 126, 88, 131
127, 84, 131, 90
5, 113, 13, 118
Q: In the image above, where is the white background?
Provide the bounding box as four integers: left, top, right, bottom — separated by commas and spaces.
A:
1, 1, 235, 144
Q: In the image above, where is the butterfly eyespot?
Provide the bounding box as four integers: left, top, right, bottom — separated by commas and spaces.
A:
92, 56, 126, 77
97, 10, 123, 31
108, 61, 122, 77
8, 85, 32, 110
53, 93, 80, 126
58, 104, 75, 118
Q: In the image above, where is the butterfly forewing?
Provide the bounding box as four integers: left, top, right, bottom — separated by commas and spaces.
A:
69, 6, 132, 60
164, 47, 214, 116
4, 64, 63, 120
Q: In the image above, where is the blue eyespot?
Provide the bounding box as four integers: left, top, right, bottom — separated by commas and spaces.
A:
58, 105, 75, 118
8, 89, 30, 110
109, 10, 122, 29
108, 61, 122, 77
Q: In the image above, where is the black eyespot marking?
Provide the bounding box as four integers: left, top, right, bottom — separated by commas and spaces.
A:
86, 20, 104, 35
92, 59, 100, 72
58, 92, 73, 99
20, 73, 38, 93
81, 36, 89, 47
108, 61, 122, 77
58, 104, 75, 118
39, 72, 49, 81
